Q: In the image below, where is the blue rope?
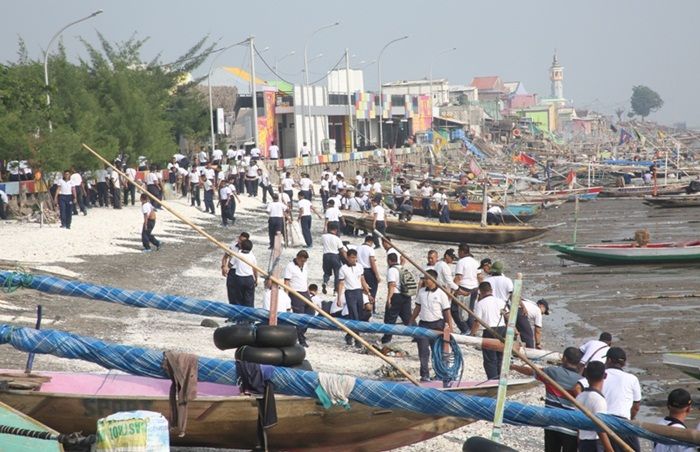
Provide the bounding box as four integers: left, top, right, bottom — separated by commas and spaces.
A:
0, 323, 690, 447
431, 336, 463, 384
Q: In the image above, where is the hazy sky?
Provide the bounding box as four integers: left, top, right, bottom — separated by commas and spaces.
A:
3, 0, 699, 127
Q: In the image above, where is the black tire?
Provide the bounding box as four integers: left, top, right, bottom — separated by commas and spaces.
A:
463, 437, 517, 452
280, 345, 306, 367
291, 359, 313, 371
254, 325, 298, 348
235, 345, 285, 366
213, 325, 256, 351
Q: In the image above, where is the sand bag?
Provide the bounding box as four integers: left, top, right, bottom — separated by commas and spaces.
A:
95, 410, 169, 452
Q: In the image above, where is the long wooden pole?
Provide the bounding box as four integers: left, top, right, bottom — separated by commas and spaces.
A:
372, 230, 634, 451
491, 274, 522, 443
82, 143, 421, 386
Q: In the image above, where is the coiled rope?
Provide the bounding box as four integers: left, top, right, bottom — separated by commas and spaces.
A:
1, 270, 33, 293
431, 336, 464, 384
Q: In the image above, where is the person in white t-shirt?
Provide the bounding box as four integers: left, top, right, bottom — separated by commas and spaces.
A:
297, 192, 319, 248
262, 282, 292, 313
652, 389, 695, 452
266, 193, 289, 249
419, 181, 434, 217
337, 249, 372, 347
320, 173, 330, 209
471, 281, 507, 380
410, 270, 452, 381
321, 224, 347, 294
245, 161, 259, 197
486, 203, 503, 225
284, 250, 313, 346
576, 361, 614, 452
69, 169, 87, 216
140, 194, 161, 252
280, 171, 295, 203
358, 234, 381, 299
250, 145, 261, 159
371, 198, 385, 248
574, 347, 642, 451
299, 173, 313, 200
323, 199, 343, 233
454, 243, 479, 330
218, 180, 233, 227
229, 239, 258, 308
300, 141, 310, 157
268, 141, 280, 160
579, 332, 612, 366
211, 148, 224, 165
54, 171, 77, 229
521, 298, 550, 349
226, 145, 236, 163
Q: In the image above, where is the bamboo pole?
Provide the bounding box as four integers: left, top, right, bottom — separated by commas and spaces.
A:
491, 273, 522, 443
267, 232, 283, 326
372, 230, 634, 452
81, 143, 421, 386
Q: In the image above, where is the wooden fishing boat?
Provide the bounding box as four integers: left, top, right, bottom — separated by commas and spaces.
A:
344, 213, 549, 245
663, 353, 700, 380
599, 183, 686, 198
0, 400, 64, 451
0, 370, 537, 451
643, 194, 700, 208
403, 197, 541, 223
518, 186, 601, 203
547, 241, 700, 265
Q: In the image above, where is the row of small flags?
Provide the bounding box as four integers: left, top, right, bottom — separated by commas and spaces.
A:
611, 124, 668, 146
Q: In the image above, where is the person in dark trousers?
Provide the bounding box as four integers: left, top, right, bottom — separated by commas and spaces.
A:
470, 281, 507, 380
297, 192, 318, 248
321, 224, 346, 294
110, 168, 122, 209
410, 269, 452, 382
284, 250, 313, 347
380, 253, 413, 344
230, 239, 258, 308
221, 232, 250, 304
54, 171, 76, 229
140, 194, 161, 252
202, 175, 215, 214
145, 165, 162, 209
266, 193, 288, 249
70, 169, 87, 216
189, 166, 201, 207
0, 190, 7, 220
96, 165, 109, 207
259, 169, 274, 203
123, 165, 137, 206
337, 249, 373, 347
512, 347, 583, 452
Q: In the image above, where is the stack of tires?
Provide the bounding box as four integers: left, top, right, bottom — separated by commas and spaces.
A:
213, 324, 308, 368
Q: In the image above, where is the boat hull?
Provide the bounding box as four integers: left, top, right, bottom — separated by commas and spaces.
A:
345, 214, 548, 245
643, 194, 700, 208
0, 371, 537, 450
548, 242, 700, 265
600, 184, 686, 198
663, 353, 700, 380
403, 198, 540, 223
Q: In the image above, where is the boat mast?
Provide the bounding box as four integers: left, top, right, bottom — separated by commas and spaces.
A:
572, 195, 579, 245
480, 182, 488, 227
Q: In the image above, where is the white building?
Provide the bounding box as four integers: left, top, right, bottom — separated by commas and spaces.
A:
382, 78, 449, 116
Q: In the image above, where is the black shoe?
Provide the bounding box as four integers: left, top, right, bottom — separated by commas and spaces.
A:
354, 341, 362, 349
322, 283, 327, 295
300, 341, 309, 348
345, 337, 353, 346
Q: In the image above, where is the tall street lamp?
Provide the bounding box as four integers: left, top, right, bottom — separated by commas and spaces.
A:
429, 47, 457, 116
274, 50, 295, 74
43, 9, 103, 132
208, 38, 251, 154
377, 35, 408, 149
303, 21, 340, 155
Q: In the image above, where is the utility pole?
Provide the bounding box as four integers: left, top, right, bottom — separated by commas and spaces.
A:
250, 37, 260, 153
345, 48, 355, 152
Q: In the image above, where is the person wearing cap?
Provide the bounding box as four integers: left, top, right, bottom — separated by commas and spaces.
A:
575, 361, 614, 452
521, 298, 549, 349
477, 258, 492, 283
652, 388, 695, 452
574, 346, 642, 452
579, 332, 613, 366
512, 346, 584, 451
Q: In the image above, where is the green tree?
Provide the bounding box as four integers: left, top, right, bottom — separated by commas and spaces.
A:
630, 85, 663, 120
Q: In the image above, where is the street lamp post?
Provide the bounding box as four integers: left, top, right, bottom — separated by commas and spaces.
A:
377, 35, 408, 149
303, 21, 339, 156
274, 50, 295, 74
429, 47, 457, 116
208, 38, 251, 155
43, 9, 103, 132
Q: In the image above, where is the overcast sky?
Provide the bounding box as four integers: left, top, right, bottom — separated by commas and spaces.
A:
4, 0, 698, 127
